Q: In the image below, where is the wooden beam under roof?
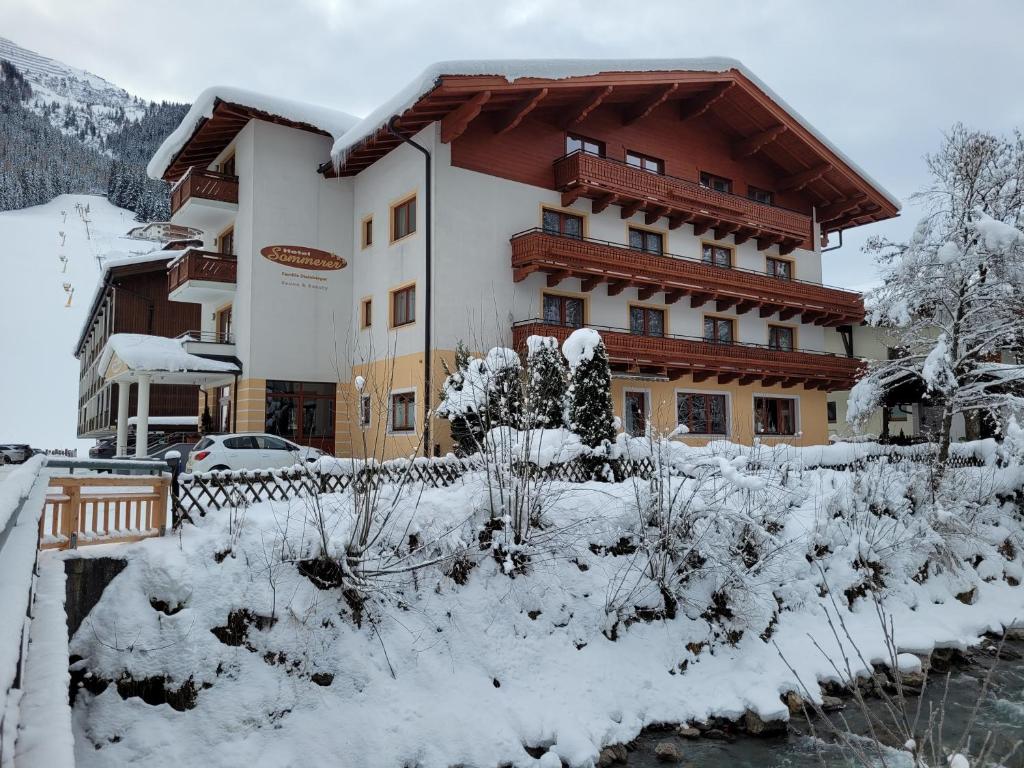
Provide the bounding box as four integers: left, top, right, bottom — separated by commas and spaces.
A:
440, 91, 491, 143
678, 82, 735, 121
623, 83, 678, 126
495, 88, 548, 135
563, 85, 614, 128
779, 163, 831, 191
732, 125, 788, 159
816, 193, 867, 224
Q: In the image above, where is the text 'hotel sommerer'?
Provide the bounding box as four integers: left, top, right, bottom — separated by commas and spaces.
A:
91, 59, 900, 458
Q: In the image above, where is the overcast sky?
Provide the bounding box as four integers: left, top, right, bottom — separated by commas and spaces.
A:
3, 0, 1023, 286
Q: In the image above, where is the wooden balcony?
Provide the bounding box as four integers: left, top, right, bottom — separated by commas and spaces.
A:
167, 249, 237, 304
169, 167, 239, 218
554, 152, 813, 254
512, 229, 864, 326
512, 320, 863, 390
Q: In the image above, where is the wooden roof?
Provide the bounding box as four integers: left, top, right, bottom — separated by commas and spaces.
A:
325, 69, 899, 233
161, 100, 332, 182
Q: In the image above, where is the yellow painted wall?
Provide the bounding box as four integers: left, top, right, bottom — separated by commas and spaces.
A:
234, 378, 267, 433
612, 375, 827, 447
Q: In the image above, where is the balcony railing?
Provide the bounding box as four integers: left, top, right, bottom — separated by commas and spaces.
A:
553, 151, 813, 251
511, 229, 864, 326
177, 330, 235, 345
167, 249, 237, 294
511, 320, 862, 390
170, 167, 239, 216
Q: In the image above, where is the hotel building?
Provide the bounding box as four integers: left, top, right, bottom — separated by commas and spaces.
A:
100, 60, 899, 458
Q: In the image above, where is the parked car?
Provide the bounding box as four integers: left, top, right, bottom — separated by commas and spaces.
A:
186, 433, 323, 472
0, 444, 32, 464
89, 437, 117, 459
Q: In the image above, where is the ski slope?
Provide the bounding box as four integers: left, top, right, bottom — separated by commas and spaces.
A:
0, 195, 146, 452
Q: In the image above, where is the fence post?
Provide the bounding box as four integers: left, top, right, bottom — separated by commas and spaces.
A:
154, 476, 170, 536
62, 479, 81, 550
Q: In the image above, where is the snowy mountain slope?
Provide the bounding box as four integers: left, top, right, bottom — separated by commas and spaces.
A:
0, 195, 150, 451
0, 36, 145, 151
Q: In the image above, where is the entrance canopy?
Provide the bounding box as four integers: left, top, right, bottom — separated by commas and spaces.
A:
100, 333, 239, 386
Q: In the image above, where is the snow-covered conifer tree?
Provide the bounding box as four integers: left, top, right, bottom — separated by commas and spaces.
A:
564, 328, 616, 448
849, 125, 1024, 468
523, 335, 568, 428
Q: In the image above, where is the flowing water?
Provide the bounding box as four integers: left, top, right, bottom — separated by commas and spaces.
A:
628, 641, 1024, 767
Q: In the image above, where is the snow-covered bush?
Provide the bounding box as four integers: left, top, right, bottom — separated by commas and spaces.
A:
523, 335, 568, 429
438, 344, 524, 454
564, 329, 615, 450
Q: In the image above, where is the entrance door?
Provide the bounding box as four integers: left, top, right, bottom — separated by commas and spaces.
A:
624, 391, 648, 437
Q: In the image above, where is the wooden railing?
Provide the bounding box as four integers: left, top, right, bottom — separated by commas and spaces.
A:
554, 151, 813, 247
170, 167, 239, 216
512, 320, 863, 389
40, 475, 169, 550
167, 249, 237, 293
511, 229, 864, 325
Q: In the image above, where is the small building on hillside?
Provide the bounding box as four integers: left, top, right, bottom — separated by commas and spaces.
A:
126, 221, 203, 243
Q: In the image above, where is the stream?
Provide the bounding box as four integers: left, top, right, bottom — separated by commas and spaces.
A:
627, 640, 1024, 767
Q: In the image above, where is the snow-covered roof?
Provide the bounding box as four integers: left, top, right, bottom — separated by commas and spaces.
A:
148, 86, 360, 180
99, 334, 238, 375
328, 58, 900, 210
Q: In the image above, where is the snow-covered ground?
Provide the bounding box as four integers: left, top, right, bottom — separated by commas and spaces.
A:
0, 195, 142, 452
66, 447, 1024, 768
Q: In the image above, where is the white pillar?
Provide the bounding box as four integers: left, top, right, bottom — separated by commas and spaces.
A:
135, 374, 151, 458
115, 380, 131, 457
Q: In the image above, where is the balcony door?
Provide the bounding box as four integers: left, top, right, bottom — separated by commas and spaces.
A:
543, 293, 584, 328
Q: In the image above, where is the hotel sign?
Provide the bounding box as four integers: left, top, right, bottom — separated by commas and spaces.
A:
260, 245, 347, 271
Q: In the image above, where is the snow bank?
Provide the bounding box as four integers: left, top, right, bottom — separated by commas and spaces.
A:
14, 556, 74, 768
98, 334, 239, 375
148, 86, 360, 180
327, 58, 899, 209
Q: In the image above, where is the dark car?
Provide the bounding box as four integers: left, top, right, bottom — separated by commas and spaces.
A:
89, 438, 117, 459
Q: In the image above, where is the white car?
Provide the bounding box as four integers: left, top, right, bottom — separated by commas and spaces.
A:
186, 433, 323, 472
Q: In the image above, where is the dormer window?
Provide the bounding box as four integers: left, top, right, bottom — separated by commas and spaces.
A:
566, 134, 604, 157
699, 171, 732, 194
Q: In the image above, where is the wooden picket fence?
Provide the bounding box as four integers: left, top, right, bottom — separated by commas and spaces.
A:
41, 475, 170, 550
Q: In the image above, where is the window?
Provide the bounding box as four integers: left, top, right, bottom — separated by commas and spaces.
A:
754, 397, 797, 436
624, 391, 649, 437
889, 404, 912, 422
630, 306, 665, 337
827, 401, 837, 423
391, 392, 416, 432
391, 285, 415, 327
626, 150, 664, 174
703, 316, 734, 344
359, 394, 372, 426
747, 185, 773, 205
768, 325, 794, 352
218, 228, 234, 256
702, 243, 732, 268
543, 293, 584, 327
362, 216, 373, 248
629, 227, 663, 255
257, 435, 292, 452
361, 297, 372, 328
223, 436, 258, 450
542, 209, 583, 239
391, 196, 416, 242
566, 134, 604, 157
265, 380, 336, 450
677, 393, 728, 435
766, 257, 792, 280
699, 171, 732, 194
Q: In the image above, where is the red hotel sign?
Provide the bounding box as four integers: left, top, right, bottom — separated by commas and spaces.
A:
260, 245, 347, 271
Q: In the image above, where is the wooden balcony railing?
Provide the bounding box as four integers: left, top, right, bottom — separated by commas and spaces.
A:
167, 249, 237, 294
512, 229, 864, 326
554, 151, 813, 253
170, 167, 239, 216
512, 320, 863, 390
